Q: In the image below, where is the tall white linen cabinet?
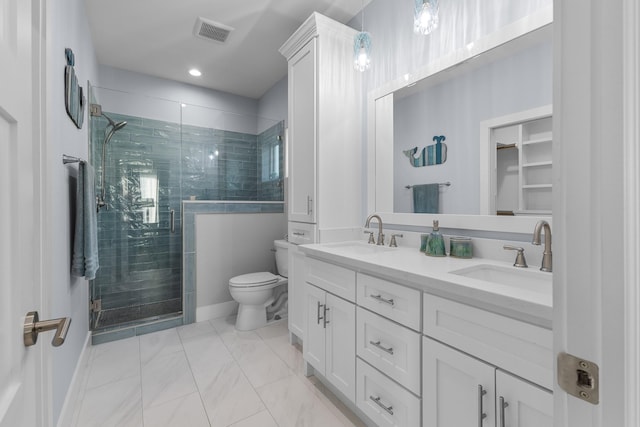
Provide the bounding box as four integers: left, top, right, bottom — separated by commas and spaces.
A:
279, 13, 362, 342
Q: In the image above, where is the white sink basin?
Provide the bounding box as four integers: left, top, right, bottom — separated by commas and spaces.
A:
322, 241, 395, 255
449, 264, 552, 293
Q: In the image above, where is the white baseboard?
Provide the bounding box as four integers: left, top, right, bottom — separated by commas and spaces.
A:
196, 300, 238, 322
56, 331, 92, 427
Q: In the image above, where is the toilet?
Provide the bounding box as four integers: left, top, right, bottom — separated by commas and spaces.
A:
229, 239, 289, 331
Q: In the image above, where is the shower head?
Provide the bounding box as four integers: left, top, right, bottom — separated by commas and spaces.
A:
101, 112, 127, 131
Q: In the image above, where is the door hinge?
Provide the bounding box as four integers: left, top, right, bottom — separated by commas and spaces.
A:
89, 103, 102, 117
557, 352, 599, 404
90, 299, 102, 312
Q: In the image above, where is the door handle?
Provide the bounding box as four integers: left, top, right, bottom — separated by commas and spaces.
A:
478, 385, 487, 426
317, 302, 324, 325
24, 311, 71, 347
499, 396, 509, 427
170, 209, 175, 233
323, 306, 330, 328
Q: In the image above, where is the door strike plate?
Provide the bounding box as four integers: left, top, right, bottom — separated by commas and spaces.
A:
557, 352, 599, 404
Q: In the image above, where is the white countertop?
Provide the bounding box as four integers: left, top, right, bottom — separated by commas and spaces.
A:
299, 241, 553, 329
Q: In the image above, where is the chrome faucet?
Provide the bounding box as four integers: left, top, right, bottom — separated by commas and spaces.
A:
532, 220, 552, 272
365, 214, 385, 245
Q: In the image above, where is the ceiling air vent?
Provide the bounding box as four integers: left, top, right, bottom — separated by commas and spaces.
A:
194, 17, 234, 43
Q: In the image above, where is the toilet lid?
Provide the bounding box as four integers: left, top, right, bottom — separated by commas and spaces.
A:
229, 272, 279, 288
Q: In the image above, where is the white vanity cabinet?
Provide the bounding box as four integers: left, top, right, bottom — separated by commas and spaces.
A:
423, 337, 496, 427
423, 337, 553, 427
279, 12, 362, 230
355, 274, 422, 426
298, 249, 553, 427
303, 259, 356, 402
495, 369, 554, 427
280, 12, 362, 344
422, 293, 553, 426
288, 243, 306, 340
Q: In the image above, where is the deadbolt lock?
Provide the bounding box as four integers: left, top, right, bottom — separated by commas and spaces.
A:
557, 352, 599, 405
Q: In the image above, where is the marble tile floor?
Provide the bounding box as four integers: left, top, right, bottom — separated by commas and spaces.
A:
66, 317, 366, 427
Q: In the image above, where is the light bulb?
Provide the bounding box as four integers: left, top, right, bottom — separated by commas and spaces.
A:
414, 0, 439, 35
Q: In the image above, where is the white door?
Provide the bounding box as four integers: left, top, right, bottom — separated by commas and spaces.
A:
325, 293, 356, 402
0, 0, 46, 426
496, 370, 553, 427
304, 283, 325, 375
287, 39, 316, 223
554, 1, 636, 426
423, 337, 496, 427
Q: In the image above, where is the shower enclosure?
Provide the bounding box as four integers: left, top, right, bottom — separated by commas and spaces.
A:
88, 85, 283, 336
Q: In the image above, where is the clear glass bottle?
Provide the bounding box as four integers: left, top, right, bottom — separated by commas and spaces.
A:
426, 220, 446, 257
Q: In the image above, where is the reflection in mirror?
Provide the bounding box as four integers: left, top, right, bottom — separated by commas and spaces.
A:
139, 172, 159, 224
373, 24, 552, 219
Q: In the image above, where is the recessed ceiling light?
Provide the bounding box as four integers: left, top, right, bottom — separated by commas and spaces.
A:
189, 68, 202, 77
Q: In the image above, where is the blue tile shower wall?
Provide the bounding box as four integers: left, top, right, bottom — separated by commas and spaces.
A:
91, 112, 284, 328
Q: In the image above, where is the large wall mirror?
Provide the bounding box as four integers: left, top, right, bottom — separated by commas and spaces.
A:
367, 8, 553, 233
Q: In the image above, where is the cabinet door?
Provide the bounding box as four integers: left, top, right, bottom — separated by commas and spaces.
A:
287, 39, 316, 223
423, 337, 496, 427
496, 370, 553, 427
304, 283, 325, 375
325, 293, 356, 402
288, 245, 306, 340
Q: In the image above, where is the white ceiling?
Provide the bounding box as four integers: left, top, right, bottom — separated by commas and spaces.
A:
85, 0, 368, 99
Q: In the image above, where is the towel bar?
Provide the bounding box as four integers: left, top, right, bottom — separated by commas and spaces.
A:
405, 182, 451, 189
62, 154, 84, 164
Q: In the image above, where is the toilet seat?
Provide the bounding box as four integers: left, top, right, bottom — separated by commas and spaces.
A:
229, 272, 280, 288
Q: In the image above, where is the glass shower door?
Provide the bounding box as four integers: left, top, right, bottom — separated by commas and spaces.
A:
89, 88, 183, 331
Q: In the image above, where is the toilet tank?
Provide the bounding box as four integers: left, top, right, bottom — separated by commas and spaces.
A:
274, 239, 290, 278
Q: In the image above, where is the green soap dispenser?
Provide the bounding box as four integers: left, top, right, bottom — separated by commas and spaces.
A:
426, 220, 446, 257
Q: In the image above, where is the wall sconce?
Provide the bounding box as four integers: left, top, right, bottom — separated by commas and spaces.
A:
414, 0, 439, 35
354, 0, 372, 72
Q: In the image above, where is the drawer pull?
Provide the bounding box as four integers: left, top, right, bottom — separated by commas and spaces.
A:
499, 396, 509, 427
292, 232, 306, 236
369, 340, 394, 355
369, 395, 394, 416
478, 385, 487, 426
317, 302, 324, 325
370, 294, 395, 306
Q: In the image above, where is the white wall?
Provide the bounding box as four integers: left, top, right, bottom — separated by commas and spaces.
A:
46, 0, 99, 424
257, 76, 288, 131
98, 65, 259, 117
195, 213, 286, 320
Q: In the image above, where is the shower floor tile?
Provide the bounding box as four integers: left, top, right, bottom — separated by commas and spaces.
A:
67, 317, 366, 427
94, 298, 182, 330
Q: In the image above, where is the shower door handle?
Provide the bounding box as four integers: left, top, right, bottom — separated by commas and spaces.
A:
170, 209, 175, 233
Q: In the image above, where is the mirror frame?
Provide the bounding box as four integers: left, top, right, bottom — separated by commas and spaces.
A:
366, 6, 553, 234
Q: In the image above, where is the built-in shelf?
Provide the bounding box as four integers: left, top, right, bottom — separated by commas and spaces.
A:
497, 143, 518, 150
489, 106, 552, 214
522, 161, 553, 168
521, 137, 552, 146
523, 184, 553, 189
515, 209, 553, 215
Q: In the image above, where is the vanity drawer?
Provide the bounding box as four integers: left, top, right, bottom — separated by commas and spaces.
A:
357, 307, 421, 395
288, 221, 316, 245
357, 273, 421, 331
423, 294, 553, 390
306, 257, 356, 302
356, 358, 421, 427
